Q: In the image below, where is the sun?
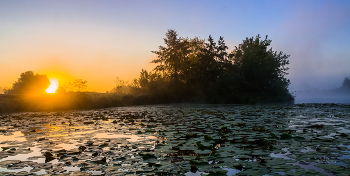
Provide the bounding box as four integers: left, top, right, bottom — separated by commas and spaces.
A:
46, 79, 59, 93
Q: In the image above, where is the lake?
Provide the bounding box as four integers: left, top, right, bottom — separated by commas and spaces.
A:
0, 104, 349, 175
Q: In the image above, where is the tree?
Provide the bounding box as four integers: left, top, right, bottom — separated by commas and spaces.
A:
147, 30, 294, 103
231, 35, 292, 100
4, 71, 50, 94
151, 29, 187, 83
57, 79, 88, 93
342, 76, 350, 89
73, 79, 88, 92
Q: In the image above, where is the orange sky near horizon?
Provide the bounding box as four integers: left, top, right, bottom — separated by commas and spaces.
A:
0, 20, 158, 92
1, 1, 350, 92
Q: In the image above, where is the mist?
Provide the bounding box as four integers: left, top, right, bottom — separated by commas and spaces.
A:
0, 87, 4, 94
295, 90, 350, 104
294, 77, 350, 103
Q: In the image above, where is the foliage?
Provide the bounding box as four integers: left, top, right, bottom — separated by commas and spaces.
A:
145, 30, 294, 103
280, 133, 292, 139
57, 79, 88, 93
110, 77, 142, 95
1, 30, 295, 113
4, 71, 50, 94
73, 79, 88, 92
232, 35, 291, 95
204, 135, 214, 140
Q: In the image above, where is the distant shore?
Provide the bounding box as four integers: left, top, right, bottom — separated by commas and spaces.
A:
2, 91, 349, 114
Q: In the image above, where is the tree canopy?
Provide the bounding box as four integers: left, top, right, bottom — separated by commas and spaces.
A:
141, 30, 294, 103
4, 71, 50, 94
231, 35, 291, 95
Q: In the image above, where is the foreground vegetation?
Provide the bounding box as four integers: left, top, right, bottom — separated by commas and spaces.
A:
0, 104, 349, 175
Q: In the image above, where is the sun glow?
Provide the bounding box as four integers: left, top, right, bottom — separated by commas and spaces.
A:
46, 79, 59, 93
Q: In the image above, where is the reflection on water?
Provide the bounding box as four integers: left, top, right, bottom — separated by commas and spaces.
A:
0, 116, 159, 175
0, 131, 27, 144
0, 166, 31, 173
94, 133, 157, 142
0, 145, 41, 162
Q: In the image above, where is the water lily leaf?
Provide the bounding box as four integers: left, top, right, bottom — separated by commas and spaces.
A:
238, 169, 263, 176
315, 164, 346, 172
280, 133, 292, 140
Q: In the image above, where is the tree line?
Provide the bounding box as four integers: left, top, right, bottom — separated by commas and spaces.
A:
4, 29, 295, 105
113, 29, 294, 103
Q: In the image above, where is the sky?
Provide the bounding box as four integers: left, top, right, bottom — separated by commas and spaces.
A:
1, 0, 350, 93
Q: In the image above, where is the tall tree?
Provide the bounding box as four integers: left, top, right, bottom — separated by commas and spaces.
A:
4, 71, 50, 94
231, 35, 291, 96
151, 29, 184, 83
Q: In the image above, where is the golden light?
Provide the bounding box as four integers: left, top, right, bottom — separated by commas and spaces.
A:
46, 79, 59, 93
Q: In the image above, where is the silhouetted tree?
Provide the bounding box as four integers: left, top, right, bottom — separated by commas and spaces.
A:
4, 71, 50, 94
57, 79, 88, 93
151, 29, 183, 83
151, 30, 202, 90
73, 79, 88, 92
139, 69, 150, 89
342, 76, 350, 89
231, 35, 291, 99
145, 30, 294, 103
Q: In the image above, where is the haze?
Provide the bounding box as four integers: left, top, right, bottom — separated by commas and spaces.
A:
1, 0, 350, 95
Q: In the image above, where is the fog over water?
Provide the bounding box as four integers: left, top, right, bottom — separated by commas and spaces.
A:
295, 93, 350, 104
294, 89, 350, 104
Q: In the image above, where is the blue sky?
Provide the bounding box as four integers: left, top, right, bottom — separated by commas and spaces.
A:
1, 0, 350, 92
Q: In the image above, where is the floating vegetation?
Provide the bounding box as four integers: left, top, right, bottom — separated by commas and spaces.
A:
280, 133, 293, 140
253, 126, 266, 131
195, 142, 213, 150
204, 135, 214, 140
1, 147, 9, 151
235, 122, 246, 127
186, 133, 198, 139
220, 126, 229, 134
0, 104, 349, 175
307, 124, 325, 128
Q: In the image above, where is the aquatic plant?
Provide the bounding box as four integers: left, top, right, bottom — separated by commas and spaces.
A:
44, 151, 55, 163
221, 126, 229, 133
186, 133, 198, 139
235, 122, 246, 127
190, 164, 198, 173
280, 133, 292, 139
253, 126, 265, 131
307, 124, 324, 128
196, 142, 213, 150
204, 135, 214, 140
1, 147, 9, 151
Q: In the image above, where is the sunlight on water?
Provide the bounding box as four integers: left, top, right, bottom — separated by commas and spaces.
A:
0, 131, 27, 144
94, 133, 157, 142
